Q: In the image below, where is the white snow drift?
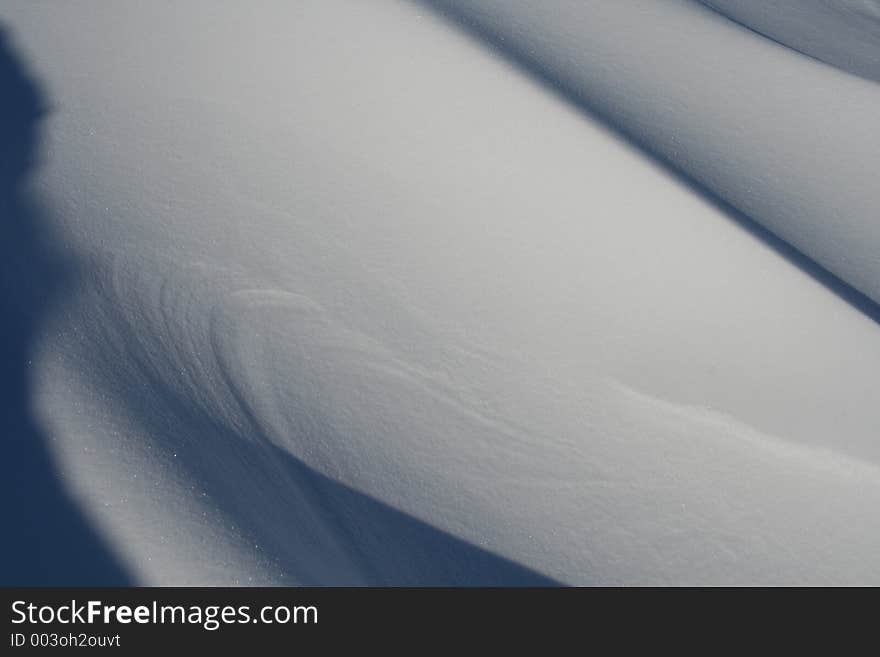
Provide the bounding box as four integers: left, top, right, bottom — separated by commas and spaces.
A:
433, 0, 880, 307
2, 0, 880, 584
700, 0, 880, 83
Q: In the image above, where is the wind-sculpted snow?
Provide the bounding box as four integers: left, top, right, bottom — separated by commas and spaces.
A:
700, 0, 880, 83
50, 256, 556, 585
427, 0, 880, 308
4, 0, 880, 584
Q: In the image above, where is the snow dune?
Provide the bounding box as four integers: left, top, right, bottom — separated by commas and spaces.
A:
2, 0, 880, 585
429, 0, 880, 308
700, 0, 880, 83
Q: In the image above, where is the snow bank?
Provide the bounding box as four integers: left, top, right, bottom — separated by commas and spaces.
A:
3, 0, 880, 584
429, 0, 880, 307
700, 0, 880, 83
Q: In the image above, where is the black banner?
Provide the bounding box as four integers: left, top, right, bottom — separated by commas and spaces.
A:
4, 586, 853, 650
2, 587, 608, 650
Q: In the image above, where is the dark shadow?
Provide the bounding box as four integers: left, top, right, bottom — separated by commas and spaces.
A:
419, 0, 880, 327
90, 329, 559, 586
268, 441, 560, 586
0, 26, 132, 584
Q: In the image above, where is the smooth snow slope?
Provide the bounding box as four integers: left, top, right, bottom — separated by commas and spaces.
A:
3, 0, 880, 584
428, 0, 880, 308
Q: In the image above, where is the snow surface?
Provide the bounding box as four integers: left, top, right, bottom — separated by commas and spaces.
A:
431, 0, 880, 308
2, 0, 880, 585
700, 0, 880, 83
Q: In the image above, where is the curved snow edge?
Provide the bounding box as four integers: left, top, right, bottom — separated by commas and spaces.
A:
423, 0, 880, 312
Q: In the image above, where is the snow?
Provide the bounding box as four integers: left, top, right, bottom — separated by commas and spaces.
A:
430, 0, 880, 308
2, 0, 880, 585
700, 0, 880, 83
